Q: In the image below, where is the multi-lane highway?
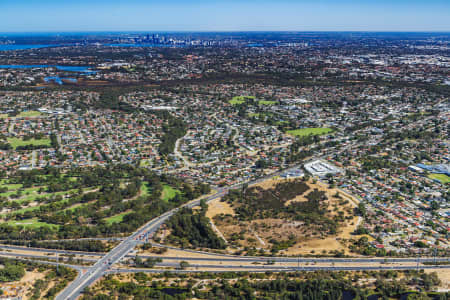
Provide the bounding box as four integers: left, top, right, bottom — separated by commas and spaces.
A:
1, 244, 449, 265
54, 164, 311, 299
11, 162, 439, 299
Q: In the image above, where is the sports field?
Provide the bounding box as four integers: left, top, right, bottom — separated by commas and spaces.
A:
428, 173, 450, 184
229, 96, 255, 105
7, 137, 51, 149
17, 111, 42, 118
286, 127, 333, 137
258, 100, 277, 105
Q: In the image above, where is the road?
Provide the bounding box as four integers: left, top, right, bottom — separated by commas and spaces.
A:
2, 249, 450, 275
54, 163, 304, 299
46, 161, 448, 299
110, 264, 450, 273
2, 244, 449, 264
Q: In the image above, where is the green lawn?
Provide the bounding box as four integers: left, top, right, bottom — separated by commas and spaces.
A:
229, 96, 256, 105
17, 111, 42, 118
6, 218, 59, 229
62, 203, 87, 212
258, 100, 277, 106
7, 137, 51, 149
104, 211, 131, 224
140, 159, 151, 167
428, 173, 450, 184
0, 186, 43, 203
7, 198, 70, 216
0, 180, 23, 191
286, 127, 334, 137
249, 112, 272, 118
275, 121, 289, 125
141, 182, 150, 196
161, 184, 180, 202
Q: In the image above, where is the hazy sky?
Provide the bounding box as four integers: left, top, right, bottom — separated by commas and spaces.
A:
1, 0, 449, 32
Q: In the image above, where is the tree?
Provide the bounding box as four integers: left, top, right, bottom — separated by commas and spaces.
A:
179, 261, 189, 270
357, 202, 367, 217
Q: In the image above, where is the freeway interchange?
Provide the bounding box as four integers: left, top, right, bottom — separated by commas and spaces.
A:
0, 164, 447, 299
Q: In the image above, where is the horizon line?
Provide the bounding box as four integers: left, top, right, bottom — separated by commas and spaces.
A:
1, 30, 450, 34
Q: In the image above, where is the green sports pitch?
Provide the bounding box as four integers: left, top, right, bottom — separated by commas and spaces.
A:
286, 127, 334, 137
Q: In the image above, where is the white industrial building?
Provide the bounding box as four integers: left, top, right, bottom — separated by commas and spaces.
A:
304, 160, 341, 177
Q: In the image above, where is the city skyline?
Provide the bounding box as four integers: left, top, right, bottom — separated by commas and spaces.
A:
1, 0, 450, 32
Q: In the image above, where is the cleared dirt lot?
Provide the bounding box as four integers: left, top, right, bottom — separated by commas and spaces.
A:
208, 177, 369, 256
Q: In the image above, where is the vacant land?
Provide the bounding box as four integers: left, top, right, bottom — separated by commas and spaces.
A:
286, 127, 333, 137
428, 173, 450, 184
7, 137, 51, 149
208, 178, 363, 256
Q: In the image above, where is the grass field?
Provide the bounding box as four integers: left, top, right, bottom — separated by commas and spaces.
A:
104, 211, 131, 224
249, 112, 273, 118
141, 182, 150, 196
6, 218, 59, 229
17, 111, 42, 118
7, 137, 51, 149
161, 184, 180, 202
258, 100, 277, 105
0, 180, 23, 190
140, 159, 151, 167
0, 186, 42, 203
286, 127, 333, 137
428, 173, 450, 184
229, 96, 255, 105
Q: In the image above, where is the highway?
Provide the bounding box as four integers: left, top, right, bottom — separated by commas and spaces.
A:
3, 250, 450, 274
36, 162, 446, 299
54, 164, 310, 299
110, 264, 450, 273
1, 244, 449, 264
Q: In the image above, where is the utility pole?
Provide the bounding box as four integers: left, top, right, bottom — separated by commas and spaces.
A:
56, 252, 59, 273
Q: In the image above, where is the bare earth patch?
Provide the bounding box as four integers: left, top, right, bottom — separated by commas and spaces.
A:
425, 269, 450, 291
208, 178, 367, 256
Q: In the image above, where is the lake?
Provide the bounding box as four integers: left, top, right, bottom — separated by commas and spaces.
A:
0, 44, 55, 51
105, 43, 184, 48
0, 43, 184, 51
0, 65, 96, 74
44, 77, 78, 85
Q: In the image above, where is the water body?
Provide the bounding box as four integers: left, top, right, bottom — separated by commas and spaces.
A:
0, 44, 55, 51
105, 43, 184, 48
0, 43, 183, 51
0, 65, 96, 74
44, 77, 77, 85
247, 43, 264, 47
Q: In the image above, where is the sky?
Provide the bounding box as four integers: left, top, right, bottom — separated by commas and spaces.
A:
0, 0, 449, 32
